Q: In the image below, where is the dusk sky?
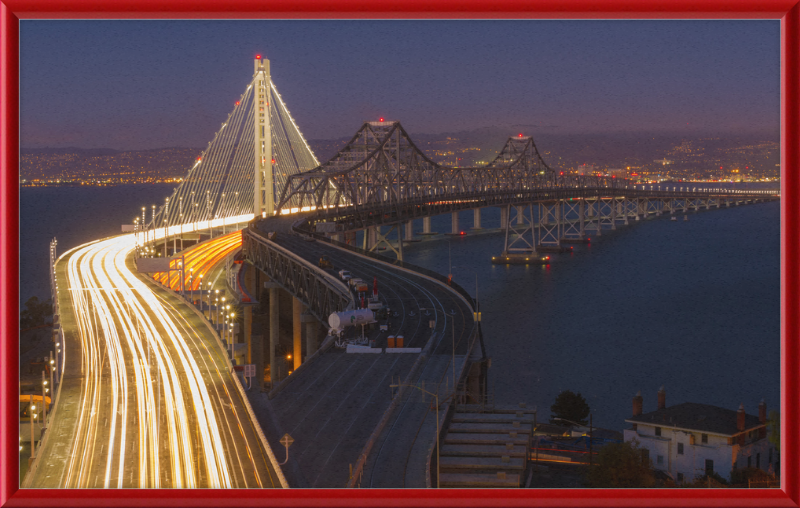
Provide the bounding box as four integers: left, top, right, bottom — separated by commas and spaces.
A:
20, 20, 779, 150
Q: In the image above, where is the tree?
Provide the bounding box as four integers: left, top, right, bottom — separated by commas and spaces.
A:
586, 439, 655, 488
20, 296, 53, 330
767, 410, 780, 452
550, 390, 590, 426
683, 471, 728, 488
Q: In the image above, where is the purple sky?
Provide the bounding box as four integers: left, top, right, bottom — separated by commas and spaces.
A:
20, 20, 779, 150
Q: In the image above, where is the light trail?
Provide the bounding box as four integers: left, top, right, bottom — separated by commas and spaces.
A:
152, 230, 243, 291
56, 227, 276, 488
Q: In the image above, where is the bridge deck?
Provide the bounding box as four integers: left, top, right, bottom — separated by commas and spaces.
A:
245, 217, 476, 488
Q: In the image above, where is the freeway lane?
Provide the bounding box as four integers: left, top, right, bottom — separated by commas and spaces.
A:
30, 233, 282, 489
259, 228, 475, 487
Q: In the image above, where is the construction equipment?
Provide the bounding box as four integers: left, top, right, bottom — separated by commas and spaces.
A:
318, 255, 333, 269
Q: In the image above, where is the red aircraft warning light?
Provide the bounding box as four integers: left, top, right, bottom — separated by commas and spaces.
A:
518, 133, 523, 137
256, 54, 261, 59
379, 117, 384, 122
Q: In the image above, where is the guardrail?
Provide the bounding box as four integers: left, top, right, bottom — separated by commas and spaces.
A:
292, 218, 476, 309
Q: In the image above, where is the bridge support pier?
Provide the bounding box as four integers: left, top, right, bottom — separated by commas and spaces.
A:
516, 206, 525, 225
269, 286, 279, 388
472, 208, 482, 230
244, 263, 255, 365
422, 216, 436, 235
293, 297, 303, 371
303, 314, 319, 357
500, 205, 509, 229
405, 221, 414, 241
451, 212, 460, 234
580, 200, 586, 237
610, 199, 617, 230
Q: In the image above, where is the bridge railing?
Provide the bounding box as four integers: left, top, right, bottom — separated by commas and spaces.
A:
292, 218, 477, 310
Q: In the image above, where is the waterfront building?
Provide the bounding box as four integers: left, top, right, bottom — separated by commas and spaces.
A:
623, 388, 774, 483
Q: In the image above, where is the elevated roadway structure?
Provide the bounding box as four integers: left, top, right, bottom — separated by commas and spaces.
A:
26, 230, 285, 489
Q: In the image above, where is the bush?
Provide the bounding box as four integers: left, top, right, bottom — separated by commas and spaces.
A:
586, 439, 655, 488
683, 471, 729, 488
730, 467, 773, 487
20, 296, 53, 330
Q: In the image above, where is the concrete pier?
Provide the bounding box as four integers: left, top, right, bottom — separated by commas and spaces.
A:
472, 208, 482, 229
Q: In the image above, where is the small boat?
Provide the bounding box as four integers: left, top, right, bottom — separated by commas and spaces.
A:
671, 216, 677, 221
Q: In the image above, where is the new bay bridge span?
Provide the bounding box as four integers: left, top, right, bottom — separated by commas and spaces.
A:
25, 56, 778, 490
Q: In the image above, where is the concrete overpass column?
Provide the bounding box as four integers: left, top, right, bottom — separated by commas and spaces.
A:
404, 220, 413, 240
269, 287, 279, 387
451, 212, 459, 234
500, 205, 509, 229
472, 208, 482, 229
422, 216, 433, 235
292, 297, 302, 371
244, 263, 255, 365
252, 334, 264, 392
303, 314, 319, 357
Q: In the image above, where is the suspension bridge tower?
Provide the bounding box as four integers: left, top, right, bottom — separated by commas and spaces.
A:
254, 56, 273, 218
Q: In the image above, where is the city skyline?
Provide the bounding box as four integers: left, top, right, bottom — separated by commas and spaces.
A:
20, 20, 779, 151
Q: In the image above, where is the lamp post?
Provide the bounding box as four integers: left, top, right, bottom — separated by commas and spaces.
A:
151, 205, 156, 250
390, 382, 440, 488
553, 416, 593, 467
178, 196, 183, 252
206, 190, 212, 238
206, 282, 213, 320
41, 370, 48, 430
189, 269, 195, 303
221, 193, 226, 235
30, 402, 36, 459
164, 197, 169, 257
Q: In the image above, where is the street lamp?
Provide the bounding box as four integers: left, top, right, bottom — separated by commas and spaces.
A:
206, 281, 213, 319
390, 382, 441, 488
553, 416, 593, 467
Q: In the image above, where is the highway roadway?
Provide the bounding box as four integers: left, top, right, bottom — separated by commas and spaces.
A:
30, 232, 282, 489
261, 227, 476, 487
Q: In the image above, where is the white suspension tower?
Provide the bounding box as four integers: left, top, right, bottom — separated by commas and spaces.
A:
254, 55, 273, 217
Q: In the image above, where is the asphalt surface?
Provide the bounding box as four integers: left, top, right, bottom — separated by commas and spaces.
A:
27, 234, 281, 489
258, 224, 475, 488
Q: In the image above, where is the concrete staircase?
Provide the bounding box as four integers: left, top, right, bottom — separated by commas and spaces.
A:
438, 404, 536, 488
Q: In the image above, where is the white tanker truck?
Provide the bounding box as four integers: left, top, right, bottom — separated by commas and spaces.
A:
328, 308, 375, 337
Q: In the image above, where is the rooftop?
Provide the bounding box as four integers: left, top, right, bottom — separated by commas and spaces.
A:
625, 402, 763, 436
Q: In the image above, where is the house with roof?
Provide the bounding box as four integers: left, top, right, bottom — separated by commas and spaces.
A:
623, 387, 774, 483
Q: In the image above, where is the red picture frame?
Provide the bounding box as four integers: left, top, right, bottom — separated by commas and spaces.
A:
1, 1, 798, 506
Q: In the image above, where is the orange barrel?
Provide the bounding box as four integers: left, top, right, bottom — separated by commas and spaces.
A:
387, 335, 395, 348
396, 335, 404, 348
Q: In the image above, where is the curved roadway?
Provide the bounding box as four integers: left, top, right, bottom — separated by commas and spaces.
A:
30, 232, 282, 489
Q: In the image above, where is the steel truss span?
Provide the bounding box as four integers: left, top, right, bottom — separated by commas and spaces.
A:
276, 121, 778, 230
47, 233, 281, 489
242, 225, 354, 322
